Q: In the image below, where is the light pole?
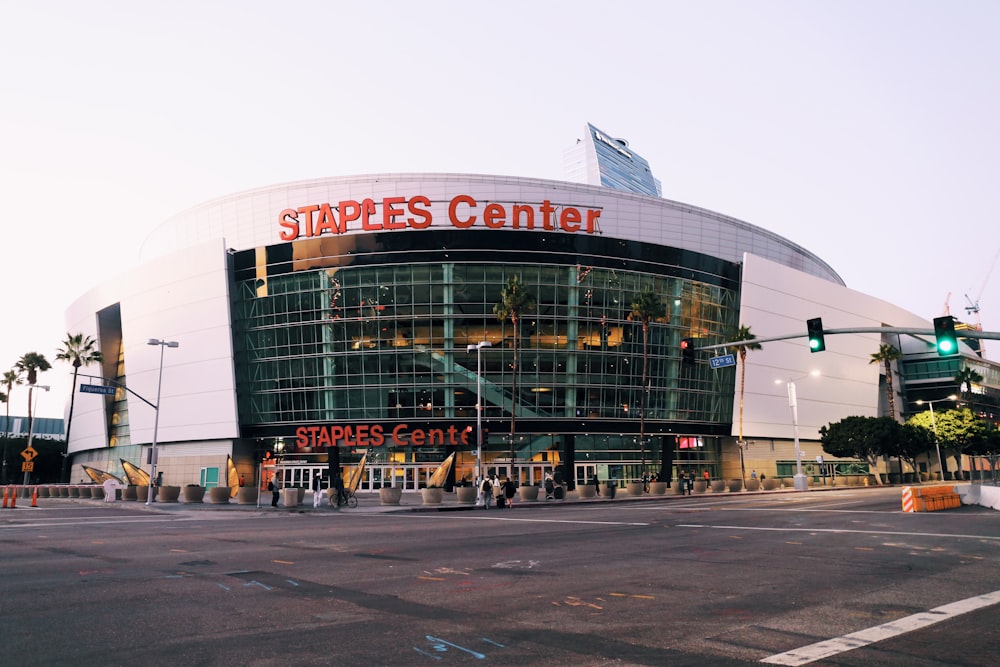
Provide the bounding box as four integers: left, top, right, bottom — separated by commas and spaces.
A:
915, 395, 958, 481
777, 371, 819, 491
146, 338, 179, 505
467, 341, 492, 485
24, 384, 50, 487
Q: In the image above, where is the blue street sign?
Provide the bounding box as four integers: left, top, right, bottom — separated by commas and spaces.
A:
709, 354, 736, 369
80, 383, 116, 395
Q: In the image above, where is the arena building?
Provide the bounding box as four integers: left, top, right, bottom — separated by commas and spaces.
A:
63, 128, 997, 492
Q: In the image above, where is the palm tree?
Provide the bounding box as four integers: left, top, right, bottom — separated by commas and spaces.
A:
627, 288, 666, 478
2, 368, 24, 484
15, 352, 51, 441
953, 365, 984, 480
493, 275, 536, 465
868, 344, 902, 419
56, 333, 103, 482
730, 325, 762, 487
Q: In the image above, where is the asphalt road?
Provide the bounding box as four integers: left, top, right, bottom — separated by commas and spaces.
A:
2, 486, 998, 666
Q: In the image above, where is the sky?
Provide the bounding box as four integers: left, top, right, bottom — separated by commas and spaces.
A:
2, 0, 999, 418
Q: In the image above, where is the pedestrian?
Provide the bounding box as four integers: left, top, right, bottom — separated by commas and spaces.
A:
333, 471, 347, 506
750, 469, 757, 481
503, 477, 517, 509
155, 471, 163, 487
312, 473, 323, 508
592, 476, 600, 496
269, 477, 280, 507
239, 474, 246, 487
480, 476, 493, 509
703, 470, 710, 484
642, 471, 650, 493
759, 473, 766, 486
492, 474, 503, 506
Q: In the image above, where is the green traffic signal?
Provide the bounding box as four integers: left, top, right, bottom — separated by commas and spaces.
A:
806, 317, 826, 353
933, 316, 959, 356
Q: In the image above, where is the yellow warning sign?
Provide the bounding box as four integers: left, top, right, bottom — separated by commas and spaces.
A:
21, 446, 38, 462
21, 461, 35, 472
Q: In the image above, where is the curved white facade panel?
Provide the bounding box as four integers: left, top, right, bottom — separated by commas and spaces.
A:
64, 239, 240, 457
142, 174, 843, 285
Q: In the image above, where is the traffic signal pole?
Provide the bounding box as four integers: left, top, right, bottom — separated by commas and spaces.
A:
694, 326, 1000, 353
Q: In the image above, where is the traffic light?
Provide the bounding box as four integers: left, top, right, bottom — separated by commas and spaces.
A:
680, 338, 695, 365
806, 318, 826, 353
933, 316, 959, 356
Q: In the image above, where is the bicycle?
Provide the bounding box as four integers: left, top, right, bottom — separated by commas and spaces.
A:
328, 488, 358, 508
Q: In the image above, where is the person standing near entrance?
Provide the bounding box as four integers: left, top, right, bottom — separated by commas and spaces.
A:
312, 473, 323, 508
269, 477, 280, 507
480, 476, 493, 509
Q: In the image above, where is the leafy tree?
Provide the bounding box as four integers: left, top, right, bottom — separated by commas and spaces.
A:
954, 365, 984, 396
894, 422, 935, 483
56, 333, 103, 482
2, 368, 24, 484
868, 344, 902, 419
907, 408, 987, 480
15, 352, 51, 442
627, 287, 666, 477
493, 275, 535, 465
819, 415, 900, 484
730, 325, 761, 487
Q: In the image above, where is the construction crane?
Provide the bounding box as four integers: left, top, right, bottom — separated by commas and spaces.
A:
964, 245, 1000, 355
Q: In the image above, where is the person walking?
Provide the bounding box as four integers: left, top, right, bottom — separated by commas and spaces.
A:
312, 473, 323, 508
503, 477, 517, 509
269, 477, 280, 507
592, 475, 600, 496
480, 476, 493, 509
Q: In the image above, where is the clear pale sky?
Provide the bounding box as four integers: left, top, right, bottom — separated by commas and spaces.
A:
2, 0, 998, 418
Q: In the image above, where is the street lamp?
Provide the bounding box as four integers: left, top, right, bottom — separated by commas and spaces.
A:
24, 384, 50, 487
777, 371, 820, 491
466, 341, 492, 485
914, 395, 958, 481
146, 338, 179, 505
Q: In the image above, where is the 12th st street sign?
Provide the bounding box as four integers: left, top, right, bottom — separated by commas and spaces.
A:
80, 384, 116, 395
709, 354, 736, 369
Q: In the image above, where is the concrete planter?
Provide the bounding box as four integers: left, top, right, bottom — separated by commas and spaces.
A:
421, 488, 444, 505
157, 486, 181, 503
38, 486, 50, 498
122, 486, 137, 501
236, 487, 258, 505
456, 486, 478, 504
68, 486, 80, 498
745, 479, 760, 491
649, 482, 668, 495
182, 486, 206, 503
727, 479, 744, 493
710, 480, 726, 493
604, 483, 617, 499
763, 478, 780, 491
208, 486, 232, 504
626, 482, 645, 496
379, 487, 402, 505
577, 484, 596, 498
693, 480, 708, 494
137, 486, 157, 502
90, 486, 104, 499
518, 485, 540, 502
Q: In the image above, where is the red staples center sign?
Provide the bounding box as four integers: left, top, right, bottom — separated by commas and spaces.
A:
278, 195, 602, 241
295, 424, 473, 449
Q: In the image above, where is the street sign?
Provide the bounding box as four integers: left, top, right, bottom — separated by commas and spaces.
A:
709, 354, 736, 369
21, 446, 38, 461
21, 461, 34, 473
81, 383, 116, 395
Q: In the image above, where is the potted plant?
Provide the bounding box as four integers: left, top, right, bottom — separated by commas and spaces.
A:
455, 480, 478, 504
421, 485, 444, 505
208, 485, 232, 503
182, 484, 206, 503
157, 485, 181, 503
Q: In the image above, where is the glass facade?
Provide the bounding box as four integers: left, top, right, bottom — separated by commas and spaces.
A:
231, 230, 740, 476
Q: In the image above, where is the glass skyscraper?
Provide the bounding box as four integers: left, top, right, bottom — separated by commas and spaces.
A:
564, 122, 662, 197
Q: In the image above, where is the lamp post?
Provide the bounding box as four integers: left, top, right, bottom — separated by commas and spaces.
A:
466, 341, 492, 485
146, 338, 179, 505
777, 371, 819, 491
914, 395, 958, 481
24, 384, 50, 487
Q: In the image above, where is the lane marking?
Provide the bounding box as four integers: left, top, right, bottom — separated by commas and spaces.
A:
676, 523, 1000, 541
762, 589, 1000, 665
407, 514, 649, 526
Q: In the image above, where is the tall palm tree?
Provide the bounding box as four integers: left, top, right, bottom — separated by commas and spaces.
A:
953, 365, 984, 480
56, 333, 103, 482
493, 275, 536, 465
868, 344, 902, 419
730, 325, 761, 487
15, 352, 51, 440
627, 287, 666, 477
2, 368, 24, 484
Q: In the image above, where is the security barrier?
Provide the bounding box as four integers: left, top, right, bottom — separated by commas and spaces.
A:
901, 485, 961, 512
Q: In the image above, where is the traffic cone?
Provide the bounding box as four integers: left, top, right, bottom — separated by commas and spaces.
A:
31, 486, 38, 507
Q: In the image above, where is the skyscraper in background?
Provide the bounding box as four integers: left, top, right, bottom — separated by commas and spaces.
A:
564, 122, 662, 197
